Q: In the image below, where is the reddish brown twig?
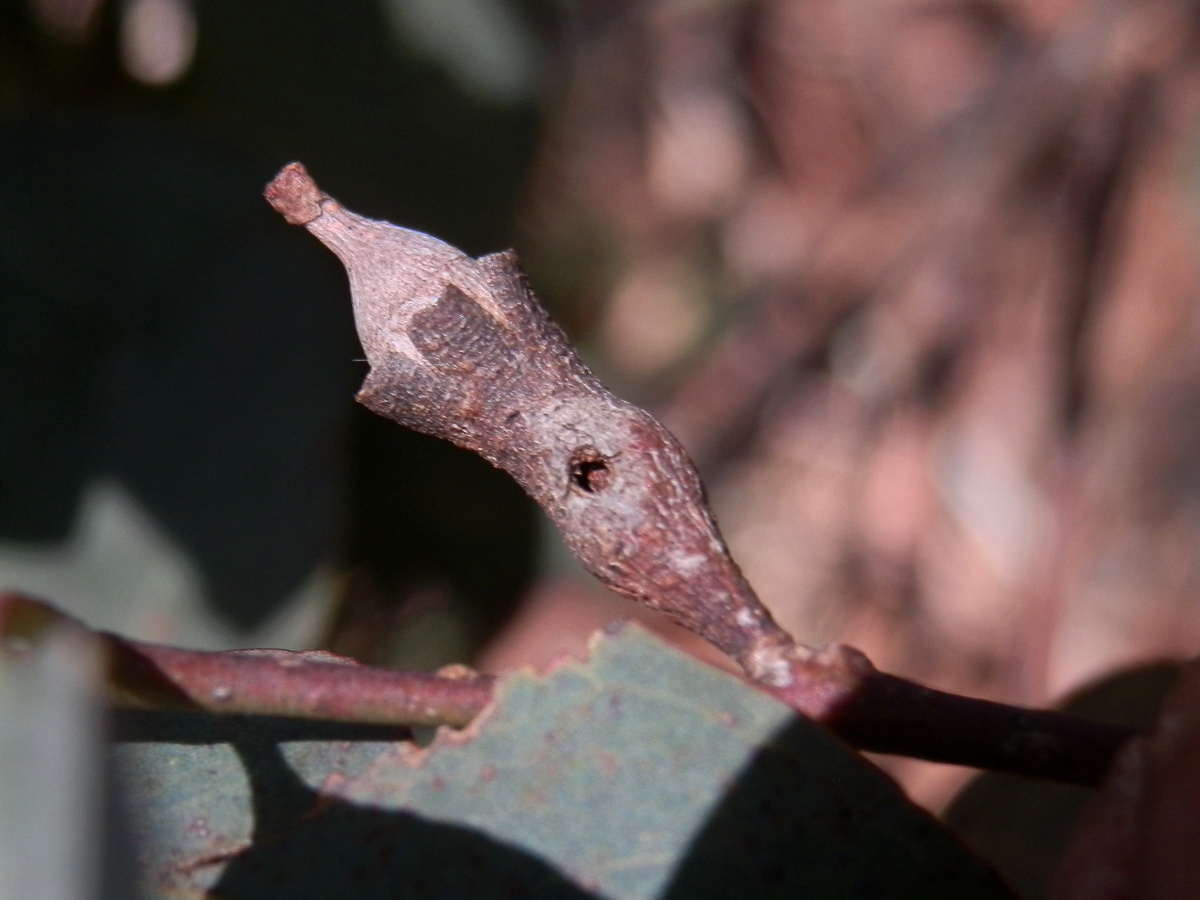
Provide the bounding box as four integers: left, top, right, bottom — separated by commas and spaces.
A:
815, 671, 1134, 785
266, 162, 818, 685
262, 162, 1138, 784
0, 592, 493, 727
0, 591, 1132, 782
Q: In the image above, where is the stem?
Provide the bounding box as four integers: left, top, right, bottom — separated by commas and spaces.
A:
793, 665, 1134, 785
259, 162, 1141, 784
0, 593, 493, 728
0, 591, 1135, 781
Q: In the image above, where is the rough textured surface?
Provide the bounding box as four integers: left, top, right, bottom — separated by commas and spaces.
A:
261, 164, 1138, 784
265, 162, 793, 680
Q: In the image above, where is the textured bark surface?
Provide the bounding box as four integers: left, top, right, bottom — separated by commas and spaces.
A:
262, 163, 1139, 783
266, 162, 799, 683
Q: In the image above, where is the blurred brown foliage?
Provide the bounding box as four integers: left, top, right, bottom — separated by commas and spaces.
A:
512, 0, 1200, 797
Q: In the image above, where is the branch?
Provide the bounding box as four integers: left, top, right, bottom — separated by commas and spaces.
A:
818, 670, 1132, 785
262, 162, 1138, 785
0, 592, 492, 728
1, 590, 1132, 783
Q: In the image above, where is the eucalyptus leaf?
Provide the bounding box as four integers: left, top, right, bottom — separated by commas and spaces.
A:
114, 624, 1013, 899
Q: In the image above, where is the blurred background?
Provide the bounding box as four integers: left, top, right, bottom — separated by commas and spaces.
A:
5, 0, 1200, 810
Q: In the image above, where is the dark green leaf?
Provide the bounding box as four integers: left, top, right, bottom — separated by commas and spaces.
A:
115, 624, 1012, 899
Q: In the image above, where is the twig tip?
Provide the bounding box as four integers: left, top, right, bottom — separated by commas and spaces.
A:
265, 162, 326, 226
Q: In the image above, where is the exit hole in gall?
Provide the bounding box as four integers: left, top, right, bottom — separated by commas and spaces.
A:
570, 447, 612, 493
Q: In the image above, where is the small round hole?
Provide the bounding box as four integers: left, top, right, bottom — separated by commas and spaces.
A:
570, 447, 611, 493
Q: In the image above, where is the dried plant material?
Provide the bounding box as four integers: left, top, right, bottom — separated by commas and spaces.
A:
265, 162, 799, 685
258, 164, 1137, 784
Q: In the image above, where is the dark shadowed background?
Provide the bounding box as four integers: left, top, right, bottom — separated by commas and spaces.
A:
0, 0, 544, 661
